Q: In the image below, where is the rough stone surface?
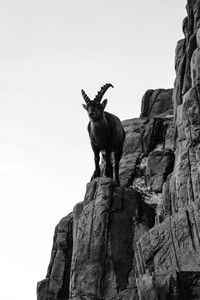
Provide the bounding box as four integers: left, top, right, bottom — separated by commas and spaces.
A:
37, 214, 73, 300
140, 89, 173, 118
136, 202, 200, 299
119, 118, 161, 187
136, 274, 158, 300
146, 149, 175, 193
119, 116, 175, 188
37, 177, 155, 300
70, 177, 155, 300
191, 46, 200, 87
136, 1, 200, 298
37, 1, 200, 299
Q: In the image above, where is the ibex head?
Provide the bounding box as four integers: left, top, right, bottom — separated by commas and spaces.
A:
82, 83, 114, 121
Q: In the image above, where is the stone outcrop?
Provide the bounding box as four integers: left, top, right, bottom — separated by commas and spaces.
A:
137, 0, 200, 298
136, 204, 200, 299
140, 89, 173, 118
38, 178, 155, 300
146, 149, 175, 193
37, 1, 200, 299
37, 214, 73, 300
37, 92, 175, 299
70, 178, 154, 300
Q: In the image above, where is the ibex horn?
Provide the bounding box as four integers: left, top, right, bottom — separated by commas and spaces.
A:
81, 89, 91, 104
94, 83, 114, 103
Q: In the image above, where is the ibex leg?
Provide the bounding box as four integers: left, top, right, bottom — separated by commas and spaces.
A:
91, 145, 100, 180
112, 151, 122, 185
103, 152, 113, 179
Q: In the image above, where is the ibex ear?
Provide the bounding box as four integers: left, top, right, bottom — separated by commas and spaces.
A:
102, 99, 108, 109
82, 104, 87, 110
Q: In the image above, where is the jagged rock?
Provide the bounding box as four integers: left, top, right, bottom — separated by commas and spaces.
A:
101, 114, 174, 189
171, 86, 200, 212
162, 174, 173, 217
194, 0, 200, 31
136, 273, 158, 300
140, 89, 173, 118
134, 1, 200, 297
99, 117, 163, 188
197, 27, 200, 47
173, 39, 186, 111
37, 214, 73, 300
37, 177, 155, 300
182, 33, 197, 95
37, 1, 200, 299
160, 117, 175, 150
35, 104, 174, 300
175, 39, 185, 72
140, 28, 200, 293
146, 149, 175, 193
186, 1, 194, 38
136, 202, 200, 299
69, 177, 155, 300
191, 45, 200, 87
119, 118, 163, 187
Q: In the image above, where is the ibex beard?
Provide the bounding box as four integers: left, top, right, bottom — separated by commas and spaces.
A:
82, 83, 125, 186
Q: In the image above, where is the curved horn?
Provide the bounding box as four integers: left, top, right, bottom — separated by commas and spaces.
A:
93, 83, 114, 103
81, 89, 91, 104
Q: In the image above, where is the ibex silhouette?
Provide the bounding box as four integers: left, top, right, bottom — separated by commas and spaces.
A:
82, 83, 125, 185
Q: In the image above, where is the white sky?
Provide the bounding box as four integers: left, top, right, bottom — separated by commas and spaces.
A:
0, 1, 186, 299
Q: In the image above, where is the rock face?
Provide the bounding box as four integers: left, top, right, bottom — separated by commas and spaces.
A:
37, 1, 200, 299
140, 89, 173, 118
146, 149, 175, 193
37, 214, 73, 300
38, 178, 155, 300
136, 0, 200, 298
70, 178, 154, 300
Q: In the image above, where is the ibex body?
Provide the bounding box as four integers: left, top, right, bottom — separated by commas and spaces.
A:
82, 83, 125, 185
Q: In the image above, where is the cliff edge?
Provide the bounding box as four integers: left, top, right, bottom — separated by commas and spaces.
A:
37, 1, 200, 299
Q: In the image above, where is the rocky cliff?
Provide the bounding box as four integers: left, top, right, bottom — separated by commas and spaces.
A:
37, 1, 200, 299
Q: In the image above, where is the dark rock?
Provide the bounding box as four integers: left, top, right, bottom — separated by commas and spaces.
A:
182, 33, 197, 95
37, 214, 73, 300
140, 89, 173, 118
146, 149, 175, 192
136, 274, 158, 300
140, 89, 154, 117
194, 0, 200, 31
36, 177, 156, 300
136, 203, 200, 299
100, 115, 174, 189
160, 117, 175, 150
173, 39, 186, 114
69, 177, 155, 300
175, 39, 185, 72
38, 1, 200, 298
119, 117, 165, 187
191, 44, 200, 87
172, 86, 200, 212
162, 174, 172, 217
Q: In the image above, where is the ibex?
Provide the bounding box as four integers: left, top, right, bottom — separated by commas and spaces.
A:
82, 83, 125, 185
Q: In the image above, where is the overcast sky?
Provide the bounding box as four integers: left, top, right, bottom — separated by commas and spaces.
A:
0, 1, 186, 299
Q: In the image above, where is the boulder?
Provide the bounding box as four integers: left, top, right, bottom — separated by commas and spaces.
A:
140, 89, 173, 118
